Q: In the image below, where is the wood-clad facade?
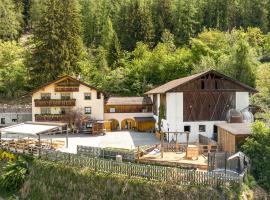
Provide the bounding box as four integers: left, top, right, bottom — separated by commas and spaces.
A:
170, 72, 251, 122
217, 123, 251, 153
104, 105, 152, 113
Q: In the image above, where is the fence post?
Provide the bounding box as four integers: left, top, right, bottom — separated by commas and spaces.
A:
94, 157, 98, 172
147, 165, 151, 180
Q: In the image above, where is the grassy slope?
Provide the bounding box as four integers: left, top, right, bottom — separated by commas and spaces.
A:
19, 160, 240, 200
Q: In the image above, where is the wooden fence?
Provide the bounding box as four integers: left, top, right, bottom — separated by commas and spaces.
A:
40, 149, 244, 187
77, 145, 136, 162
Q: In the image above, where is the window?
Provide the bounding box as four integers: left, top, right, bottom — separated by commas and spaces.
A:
184, 125, 190, 132
61, 93, 71, 100
84, 93, 91, 100
215, 80, 218, 89
1, 118, 5, 124
199, 125, 206, 132
41, 93, 51, 100
86, 122, 92, 128
60, 108, 71, 115
97, 92, 101, 99
85, 107, 91, 114
41, 107, 51, 114
201, 81, 205, 89
12, 119, 17, 122
109, 108, 116, 113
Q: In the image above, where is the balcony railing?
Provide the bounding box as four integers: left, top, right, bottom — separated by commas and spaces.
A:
55, 86, 79, 92
35, 114, 68, 122
34, 99, 76, 107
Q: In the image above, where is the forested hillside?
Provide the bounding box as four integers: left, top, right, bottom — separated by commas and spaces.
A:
1, 0, 270, 104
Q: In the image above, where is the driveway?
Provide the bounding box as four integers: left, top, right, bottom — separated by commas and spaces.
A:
39, 131, 159, 154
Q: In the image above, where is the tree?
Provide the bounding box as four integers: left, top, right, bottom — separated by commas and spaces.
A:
242, 121, 270, 191
118, 0, 154, 50
100, 17, 122, 68
29, 0, 44, 29
0, 41, 29, 99
0, 0, 23, 40
29, 0, 83, 86
251, 64, 270, 122
172, 0, 198, 45
152, 0, 173, 43
64, 108, 89, 133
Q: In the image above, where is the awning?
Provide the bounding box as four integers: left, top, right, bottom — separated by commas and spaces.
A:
134, 117, 156, 123
0, 123, 60, 137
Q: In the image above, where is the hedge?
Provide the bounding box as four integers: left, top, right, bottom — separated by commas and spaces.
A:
20, 159, 240, 200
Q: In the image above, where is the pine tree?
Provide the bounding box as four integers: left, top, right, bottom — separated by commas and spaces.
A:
0, 0, 23, 40
100, 17, 121, 68
29, 0, 83, 85
173, 0, 198, 45
119, 0, 154, 50
152, 0, 173, 44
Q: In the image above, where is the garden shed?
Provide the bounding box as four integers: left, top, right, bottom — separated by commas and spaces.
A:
215, 122, 251, 153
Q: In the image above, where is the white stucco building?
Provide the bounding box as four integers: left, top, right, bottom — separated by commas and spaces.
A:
146, 70, 257, 143
31, 76, 104, 127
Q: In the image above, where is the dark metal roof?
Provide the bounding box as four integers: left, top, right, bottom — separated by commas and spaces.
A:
145, 70, 258, 94
134, 117, 156, 122
105, 97, 152, 105
215, 122, 252, 135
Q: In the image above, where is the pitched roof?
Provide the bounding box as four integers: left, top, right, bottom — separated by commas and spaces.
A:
215, 122, 252, 135
145, 70, 258, 94
105, 97, 152, 105
29, 75, 103, 95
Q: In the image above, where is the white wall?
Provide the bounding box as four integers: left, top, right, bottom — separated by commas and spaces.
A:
160, 92, 227, 143
32, 82, 104, 121
236, 92, 249, 111
165, 92, 183, 131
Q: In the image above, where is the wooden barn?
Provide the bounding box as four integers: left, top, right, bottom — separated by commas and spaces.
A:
215, 122, 251, 153
146, 70, 257, 142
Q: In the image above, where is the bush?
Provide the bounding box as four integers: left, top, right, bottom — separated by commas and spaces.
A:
242, 121, 270, 191
0, 152, 30, 193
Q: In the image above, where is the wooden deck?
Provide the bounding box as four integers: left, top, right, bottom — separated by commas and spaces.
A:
139, 152, 208, 170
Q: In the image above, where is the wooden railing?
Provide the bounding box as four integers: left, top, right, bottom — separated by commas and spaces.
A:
34, 99, 76, 107
35, 114, 67, 122
55, 86, 79, 92
40, 150, 244, 186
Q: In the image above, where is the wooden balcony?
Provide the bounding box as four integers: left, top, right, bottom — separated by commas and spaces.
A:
55, 86, 79, 92
34, 99, 76, 107
35, 114, 67, 122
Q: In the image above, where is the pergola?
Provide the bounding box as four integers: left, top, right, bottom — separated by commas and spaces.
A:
0, 122, 68, 156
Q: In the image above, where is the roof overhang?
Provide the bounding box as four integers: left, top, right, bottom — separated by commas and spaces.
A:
28, 75, 103, 95
215, 122, 252, 136
145, 70, 258, 94
0, 122, 63, 137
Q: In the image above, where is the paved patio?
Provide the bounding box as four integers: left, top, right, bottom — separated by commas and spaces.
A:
41, 131, 160, 154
